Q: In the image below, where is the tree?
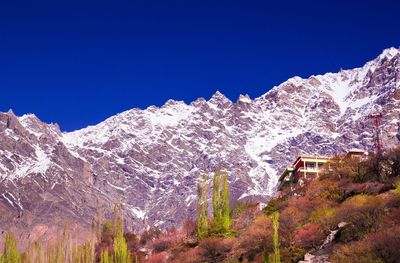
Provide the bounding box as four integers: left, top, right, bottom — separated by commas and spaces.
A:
271, 212, 280, 263
100, 250, 113, 263
112, 204, 132, 263
2, 232, 21, 263
263, 249, 271, 263
197, 174, 208, 240
396, 180, 400, 196
212, 170, 222, 226
112, 203, 124, 238
197, 169, 231, 238
211, 169, 230, 235
294, 224, 324, 249
221, 173, 230, 230
198, 237, 234, 263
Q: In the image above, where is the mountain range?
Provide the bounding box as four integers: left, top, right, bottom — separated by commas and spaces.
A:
0, 47, 399, 246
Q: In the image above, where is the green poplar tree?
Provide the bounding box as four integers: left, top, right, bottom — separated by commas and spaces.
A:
112, 203, 132, 263
197, 174, 208, 239
263, 249, 270, 263
113, 231, 131, 263
211, 169, 230, 235
271, 211, 280, 263
221, 171, 230, 230
100, 250, 113, 263
212, 170, 222, 228
2, 232, 21, 263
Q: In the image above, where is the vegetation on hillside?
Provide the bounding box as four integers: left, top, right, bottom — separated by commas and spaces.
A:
1, 149, 400, 262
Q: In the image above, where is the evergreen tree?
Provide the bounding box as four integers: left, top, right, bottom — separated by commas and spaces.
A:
2, 232, 21, 263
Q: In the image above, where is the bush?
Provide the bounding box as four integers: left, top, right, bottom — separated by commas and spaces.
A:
395, 180, 400, 195
237, 216, 273, 261
181, 219, 197, 238
305, 179, 343, 202
124, 231, 139, 253
335, 195, 383, 242
280, 247, 306, 263
169, 247, 203, 263
332, 226, 400, 263
152, 237, 173, 253
279, 206, 308, 246
309, 206, 337, 231
294, 224, 324, 249
102, 220, 113, 235
198, 237, 234, 263
147, 252, 168, 263
264, 198, 286, 216
369, 227, 400, 263
331, 243, 384, 263
140, 227, 162, 245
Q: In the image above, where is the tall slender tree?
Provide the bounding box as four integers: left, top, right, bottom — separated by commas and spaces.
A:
271, 211, 280, 263
212, 169, 222, 227
211, 169, 230, 235
221, 171, 230, 230
112, 203, 132, 263
2, 232, 21, 263
197, 174, 208, 239
100, 250, 113, 263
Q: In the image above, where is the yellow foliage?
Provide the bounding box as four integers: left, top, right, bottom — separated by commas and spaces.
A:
342, 194, 379, 208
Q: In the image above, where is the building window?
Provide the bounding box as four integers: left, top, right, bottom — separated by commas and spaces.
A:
306, 163, 316, 170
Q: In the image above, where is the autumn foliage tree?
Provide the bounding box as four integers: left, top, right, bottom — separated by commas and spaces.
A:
294, 224, 324, 249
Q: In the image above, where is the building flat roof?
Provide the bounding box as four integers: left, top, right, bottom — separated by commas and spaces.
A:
293, 156, 329, 167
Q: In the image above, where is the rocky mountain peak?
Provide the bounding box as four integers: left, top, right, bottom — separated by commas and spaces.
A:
378, 47, 399, 60
237, 94, 252, 103
208, 90, 232, 107
162, 99, 184, 108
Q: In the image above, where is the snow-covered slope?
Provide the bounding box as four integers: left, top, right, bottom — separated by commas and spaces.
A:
0, 47, 399, 243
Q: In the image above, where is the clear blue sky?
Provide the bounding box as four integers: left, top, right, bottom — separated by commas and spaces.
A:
1, 0, 399, 131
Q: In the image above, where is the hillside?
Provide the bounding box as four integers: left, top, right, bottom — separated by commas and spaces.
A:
117, 149, 400, 263
2, 148, 400, 262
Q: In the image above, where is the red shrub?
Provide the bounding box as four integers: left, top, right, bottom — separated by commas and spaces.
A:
294, 223, 324, 249
125, 231, 139, 252
237, 216, 272, 261
170, 247, 203, 263
198, 237, 234, 263
369, 227, 400, 263
140, 227, 162, 245
150, 227, 184, 253
181, 218, 197, 238
147, 252, 168, 263
279, 206, 308, 246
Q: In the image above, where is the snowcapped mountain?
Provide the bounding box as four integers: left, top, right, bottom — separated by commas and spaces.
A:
0, 47, 399, 244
